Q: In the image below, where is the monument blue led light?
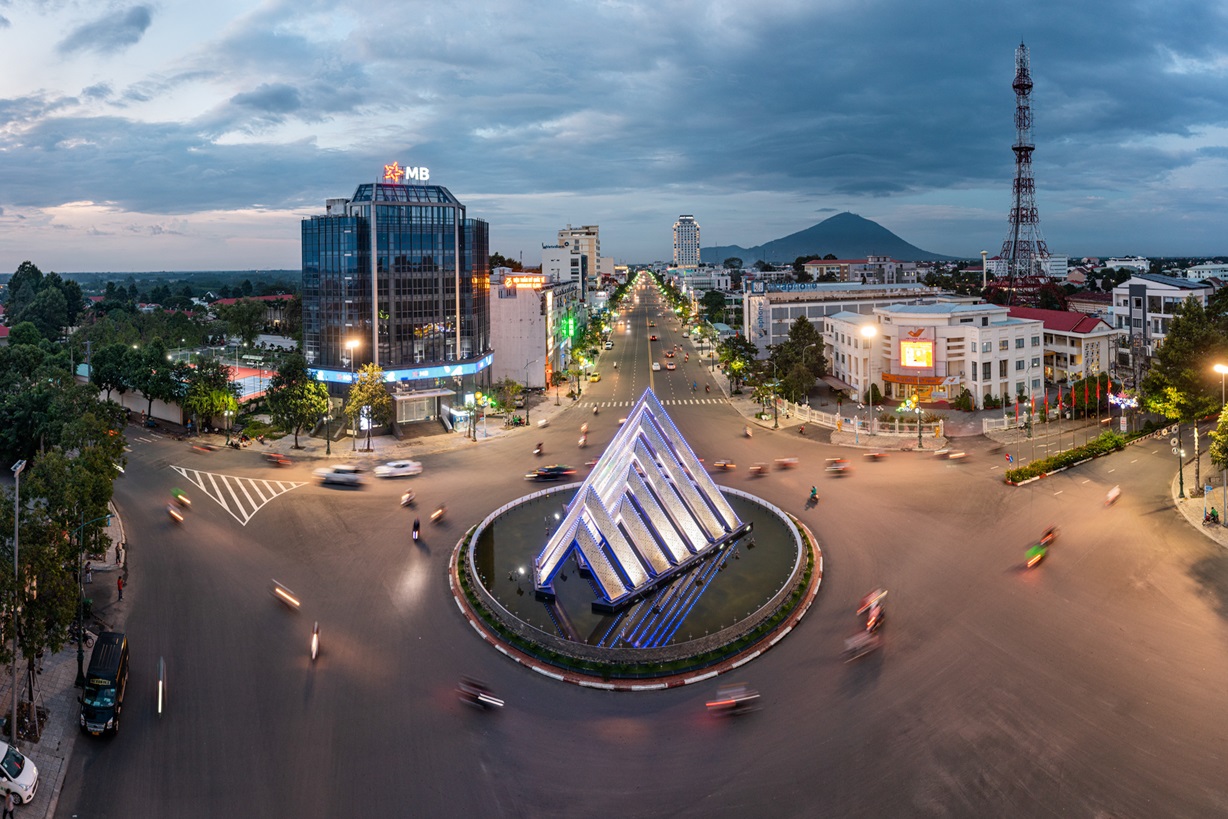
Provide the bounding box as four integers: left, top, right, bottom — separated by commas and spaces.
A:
534, 389, 749, 610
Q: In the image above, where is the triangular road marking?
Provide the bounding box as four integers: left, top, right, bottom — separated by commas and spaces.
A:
170, 466, 306, 526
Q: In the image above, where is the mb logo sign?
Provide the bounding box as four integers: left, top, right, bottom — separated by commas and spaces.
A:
383, 161, 430, 183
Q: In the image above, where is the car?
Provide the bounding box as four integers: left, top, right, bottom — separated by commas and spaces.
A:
313, 464, 367, 485
666, 362, 676, 370
665, 351, 675, 358
374, 459, 423, 478
0, 740, 39, 805
604, 341, 614, 349
589, 372, 601, 382
652, 362, 661, 371
648, 321, 656, 327
524, 464, 578, 481
825, 458, 852, 475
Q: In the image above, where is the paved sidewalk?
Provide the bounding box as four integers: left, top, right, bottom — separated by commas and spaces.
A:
0, 507, 128, 819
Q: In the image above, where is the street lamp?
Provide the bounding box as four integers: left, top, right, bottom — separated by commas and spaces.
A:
10, 459, 25, 746
223, 409, 234, 445
861, 325, 877, 434
1214, 363, 1228, 521
345, 340, 360, 451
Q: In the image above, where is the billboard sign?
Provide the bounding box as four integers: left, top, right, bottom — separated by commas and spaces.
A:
900, 340, 933, 369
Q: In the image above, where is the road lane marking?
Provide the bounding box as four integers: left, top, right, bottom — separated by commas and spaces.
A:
171, 466, 305, 526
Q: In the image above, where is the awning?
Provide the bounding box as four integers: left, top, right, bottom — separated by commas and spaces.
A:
822, 375, 856, 392
393, 388, 454, 400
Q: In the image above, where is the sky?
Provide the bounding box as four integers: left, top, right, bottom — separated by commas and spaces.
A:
2, 0, 1228, 273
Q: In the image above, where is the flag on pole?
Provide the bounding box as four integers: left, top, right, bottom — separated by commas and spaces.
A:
1084, 380, 1089, 406
1044, 394, 1049, 416
1096, 379, 1101, 402
1015, 399, 1019, 424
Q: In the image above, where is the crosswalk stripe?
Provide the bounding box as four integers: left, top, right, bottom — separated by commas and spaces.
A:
172, 466, 306, 526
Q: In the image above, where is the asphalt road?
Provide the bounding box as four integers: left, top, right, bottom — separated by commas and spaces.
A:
56, 281, 1228, 818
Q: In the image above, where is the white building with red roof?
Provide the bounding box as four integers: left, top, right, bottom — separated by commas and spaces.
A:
1006, 306, 1120, 384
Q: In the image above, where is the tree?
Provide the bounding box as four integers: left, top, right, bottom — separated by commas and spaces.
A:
717, 334, 759, 392
7, 322, 43, 347
754, 260, 772, 272
5, 261, 44, 315
1209, 407, 1228, 490
215, 299, 266, 346
265, 352, 329, 448
723, 257, 743, 270
781, 360, 816, 402
345, 363, 394, 451
490, 377, 523, 412
769, 316, 826, 395
1142, 298, 1227, 491
129, 339, 187, 418
700, 290, 726, 323
18, 285, 69, 340
89, 343, 132, 401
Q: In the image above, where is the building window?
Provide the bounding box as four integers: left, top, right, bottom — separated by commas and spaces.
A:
999, 360, 1008, 378
1032, 377, 1041, 390
1132, 318, 1143, 328
1015, 381, 1024, 396
1015, 337, 1025, 349
999, 338, 1009, 351
1015, 360, 1025, 371
1032, 357, 1040, 368
982, 362, 992, 381
970, 342, 976, 352
1032, 336, 1040, 346
982, 341, 992, 353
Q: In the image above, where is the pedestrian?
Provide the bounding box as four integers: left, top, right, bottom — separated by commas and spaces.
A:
117, 575, 124, 601
85, 562, 93, 584
4, 790, 14, 818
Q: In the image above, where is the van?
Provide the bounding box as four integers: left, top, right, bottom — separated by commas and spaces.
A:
80, 632, 129, 736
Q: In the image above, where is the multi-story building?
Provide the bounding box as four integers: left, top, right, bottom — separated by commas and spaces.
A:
488, 270, 582, 390
1179, 261, 1228, 281
1110, 274, 1214, 378
824, 303, 1045, 409
742, 281, 956, 359
802, 256, 918, 284
542, 243, 586, 293
558, 224, 600, 299
1104, 257, 1150, 274
301, 166, 491, 424
1006, 307, 1120, 384
673, 215, 700, 266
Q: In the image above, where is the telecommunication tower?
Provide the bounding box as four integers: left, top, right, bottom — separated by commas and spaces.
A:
999, 41, 1049, 299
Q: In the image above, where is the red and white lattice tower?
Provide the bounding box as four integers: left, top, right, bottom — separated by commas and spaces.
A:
1000, 42, 1049, 299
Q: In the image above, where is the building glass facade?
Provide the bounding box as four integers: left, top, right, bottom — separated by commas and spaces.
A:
302, 181, 490, 393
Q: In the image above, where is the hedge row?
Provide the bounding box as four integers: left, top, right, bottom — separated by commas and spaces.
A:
1005, 431, 1127, 483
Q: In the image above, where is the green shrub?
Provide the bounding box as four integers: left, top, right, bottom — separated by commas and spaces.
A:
1005, 431, 1126, 482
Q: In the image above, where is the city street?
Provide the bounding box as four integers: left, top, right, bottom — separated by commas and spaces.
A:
55, 283, 1228, 818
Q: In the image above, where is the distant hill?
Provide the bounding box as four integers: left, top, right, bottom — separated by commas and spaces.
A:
702, 212, 956, 264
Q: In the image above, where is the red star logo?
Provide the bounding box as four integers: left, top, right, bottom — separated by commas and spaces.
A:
383, 161, 404, 183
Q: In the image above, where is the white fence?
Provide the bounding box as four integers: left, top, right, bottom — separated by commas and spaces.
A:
769, 397, 943, 439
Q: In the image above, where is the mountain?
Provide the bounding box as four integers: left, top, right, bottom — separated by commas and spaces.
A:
701, 212, 956, 264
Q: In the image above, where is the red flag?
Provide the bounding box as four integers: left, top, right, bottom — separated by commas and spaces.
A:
1031, 394, 1036, 416
1097, 379, 1101, 402
1015, 399, 1019, 424
1044, 394, 1049, 416
1084, 380, 1089, 405
1058, 389, 1063, 411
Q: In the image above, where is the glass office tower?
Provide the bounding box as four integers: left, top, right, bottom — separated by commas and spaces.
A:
302, 180, 490, 399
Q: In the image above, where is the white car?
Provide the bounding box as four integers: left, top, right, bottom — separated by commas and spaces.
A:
0, 740, 38, 805
652, 362, 661, 371
374, 460, 423, 478
313, 464, 367, 486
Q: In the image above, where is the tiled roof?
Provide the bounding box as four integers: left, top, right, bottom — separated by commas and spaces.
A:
212, 294, 293, 306
1007, 306, 1112, 334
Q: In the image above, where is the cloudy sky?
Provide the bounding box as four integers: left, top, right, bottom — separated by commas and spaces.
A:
2, 0, 1227, 273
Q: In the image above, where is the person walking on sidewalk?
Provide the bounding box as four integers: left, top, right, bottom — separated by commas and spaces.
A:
85, 561, 93, 584
117, 575, 124, 601
4, 790, 15, 818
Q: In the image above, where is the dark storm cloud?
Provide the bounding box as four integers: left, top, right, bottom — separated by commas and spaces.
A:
6, 0, 1228, 259
56, 5, 152, 56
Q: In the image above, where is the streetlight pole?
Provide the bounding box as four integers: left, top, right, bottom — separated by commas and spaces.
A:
10, 459, 25, 746
1215, 364, 1228, 522
346, 340, 359, 451
860, 326, 877, 435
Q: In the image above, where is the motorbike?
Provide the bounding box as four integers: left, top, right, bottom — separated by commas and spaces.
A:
167, 503, 184, 524
310, 622, 320, 661
400, 489, 416, 507
1040, 526, 1057, 548
1105, 485, 1121, 506
705, 385, 710, 393
705, 683, 760, 716
744, 426, 753, 438
412, 518, 421, 542
534, 443, 543, 456
578, 435, 587, 448
171, 489, 191, 508
858, 589, 887, 633
458, 677, 504, 709
1026, 541, 1048, 568
749, 463, 768, 476
270, 579, 301, 610
593, 406, 600, 415
430, 505, 446, 524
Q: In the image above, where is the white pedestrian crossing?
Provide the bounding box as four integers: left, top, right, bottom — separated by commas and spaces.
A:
171, 465, 306, 526
582, 398, 721, 408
